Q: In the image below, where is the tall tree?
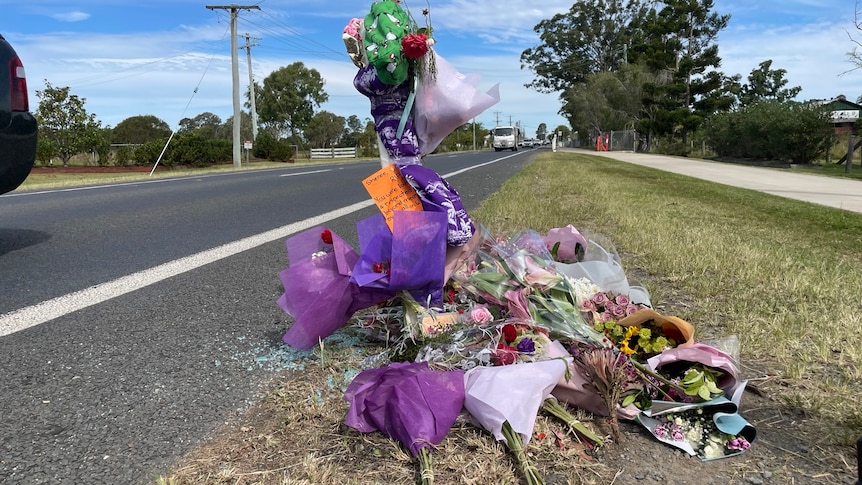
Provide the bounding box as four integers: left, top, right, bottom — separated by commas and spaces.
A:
340, 114, 365, 148
846, 1, 862, 74
536, 123, 548, 141
112, 115, 171, 144
256, 62, 328, 140
305, 111, 345, 148
178, 112, 223, 138
630, 0, 731, 147
520, 0, 652, 93
34, 81, 103, 167
562, 63, 650, 139
736, 59, 801, 108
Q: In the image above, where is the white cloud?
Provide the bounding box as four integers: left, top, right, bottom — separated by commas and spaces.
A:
50, 11, 91, 23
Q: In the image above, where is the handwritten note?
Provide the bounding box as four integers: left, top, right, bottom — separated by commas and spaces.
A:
362, 164, 423, 231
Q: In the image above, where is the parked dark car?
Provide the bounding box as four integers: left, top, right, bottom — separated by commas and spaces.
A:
0, 33, 37, 195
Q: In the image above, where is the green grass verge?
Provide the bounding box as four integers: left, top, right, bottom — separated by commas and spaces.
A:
472, 152, 862, 440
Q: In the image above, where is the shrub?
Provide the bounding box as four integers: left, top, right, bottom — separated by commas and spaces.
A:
705, 100, 832, 163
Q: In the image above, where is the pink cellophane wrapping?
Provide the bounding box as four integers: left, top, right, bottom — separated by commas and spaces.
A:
646, 343, 743, 398
463, 358, 569, 445
414, 52, 500, 156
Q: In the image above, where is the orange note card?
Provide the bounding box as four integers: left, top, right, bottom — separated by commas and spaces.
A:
362, 164, 423, 231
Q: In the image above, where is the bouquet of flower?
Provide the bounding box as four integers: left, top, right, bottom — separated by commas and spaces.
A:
463, 358, 571, 485
581, 290, 646, 324
450, 228, 609, 346
344, 361, 466, 484
637, 397, 756, 461
597, 308, 694, 361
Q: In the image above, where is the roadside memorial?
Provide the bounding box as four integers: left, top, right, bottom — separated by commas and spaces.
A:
275, 1, 755, 482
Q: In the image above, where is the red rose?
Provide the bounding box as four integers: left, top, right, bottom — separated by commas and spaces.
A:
320, 228, 333, 245
401, 33, 428, 59
502, 323, 517, 343
493, 343, 518, 366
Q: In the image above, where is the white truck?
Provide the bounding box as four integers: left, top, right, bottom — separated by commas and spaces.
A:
492, 125, 523, 152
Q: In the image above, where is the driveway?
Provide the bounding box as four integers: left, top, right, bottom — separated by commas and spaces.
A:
567, 149, 862, 214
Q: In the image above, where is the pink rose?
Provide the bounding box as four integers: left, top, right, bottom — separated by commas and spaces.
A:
469, 306, 493, 325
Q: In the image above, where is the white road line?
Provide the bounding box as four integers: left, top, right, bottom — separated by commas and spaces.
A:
0, 200, 374, 337
0, 154, 520, 336
280, 169, 331, 177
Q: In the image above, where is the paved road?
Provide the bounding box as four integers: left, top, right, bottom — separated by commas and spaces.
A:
568, 149, 862, 214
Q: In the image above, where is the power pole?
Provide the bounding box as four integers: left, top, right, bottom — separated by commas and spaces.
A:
206, 4, 260, 168
242, 32, 260, 141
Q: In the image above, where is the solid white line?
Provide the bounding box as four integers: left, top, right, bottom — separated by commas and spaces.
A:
0, 200, 374, 337
0, 153, 521, 336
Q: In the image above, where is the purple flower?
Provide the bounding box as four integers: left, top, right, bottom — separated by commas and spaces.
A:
591, 292, 609, 305
610, 303, 627, 318
625, 304, 640, 315
516, 337, 535, 354
654, 425, 669, 439
614, 294, 631, 306
727, 437, 751, 451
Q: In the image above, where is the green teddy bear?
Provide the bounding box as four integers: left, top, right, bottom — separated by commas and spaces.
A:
364, 0, 411, 86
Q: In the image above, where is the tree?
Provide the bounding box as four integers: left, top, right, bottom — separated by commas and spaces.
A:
221, 111, 254, 143
340, 115, 365, 148
553, 125, 572, 142
520, 0, 651, 94
629, 0, 731, 148
178, 112, 224, 139
562, 63, 649, 140
536, 123, 548, 141
736, 60, 801, 108
34, 81, 103, 167
305, 111, 345, 148
846, 1, 862, 74
255, 62, 328, 140
112, 115, 171, 145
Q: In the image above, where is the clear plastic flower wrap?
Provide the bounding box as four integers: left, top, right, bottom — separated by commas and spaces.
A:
413, 51, 500, 156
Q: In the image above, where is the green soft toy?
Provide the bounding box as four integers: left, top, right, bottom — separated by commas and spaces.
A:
364, 0, 411, 85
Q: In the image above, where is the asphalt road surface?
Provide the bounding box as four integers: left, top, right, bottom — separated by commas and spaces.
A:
0, 150, 536, 484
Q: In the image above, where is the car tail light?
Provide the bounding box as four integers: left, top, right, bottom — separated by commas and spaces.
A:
9, 55, 29, 112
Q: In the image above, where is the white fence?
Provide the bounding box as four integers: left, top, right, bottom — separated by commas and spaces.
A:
310, 147, 357, 159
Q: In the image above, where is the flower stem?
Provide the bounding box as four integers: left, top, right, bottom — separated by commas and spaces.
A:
630, 359, 686, 400
501, 421, 544, 485
541, 398, 604, 446
417, 447, 434, 485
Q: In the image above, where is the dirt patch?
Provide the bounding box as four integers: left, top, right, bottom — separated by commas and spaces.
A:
153, 348, 857, 485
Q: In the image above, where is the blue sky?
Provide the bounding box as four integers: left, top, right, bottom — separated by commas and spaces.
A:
0, 0, 859, 139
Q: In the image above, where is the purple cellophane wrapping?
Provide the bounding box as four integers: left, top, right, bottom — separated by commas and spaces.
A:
277, 226, 394, 350
344, 361, 466, 455
352, 211, 447, 306
397, 163, 475, 246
